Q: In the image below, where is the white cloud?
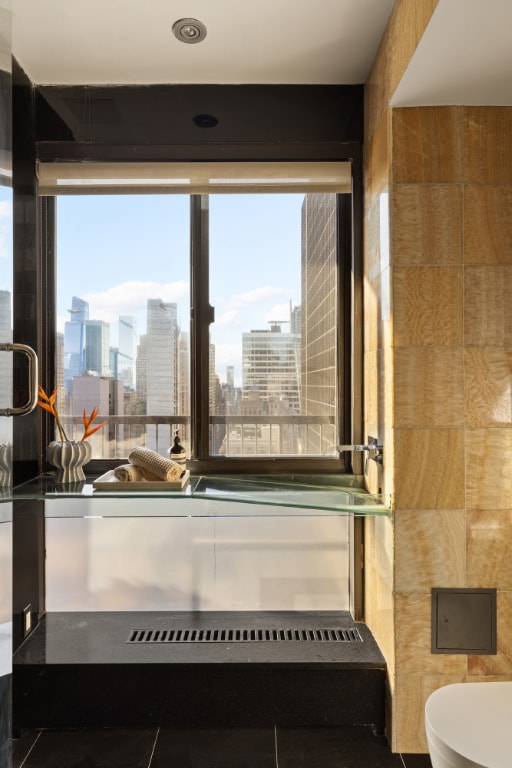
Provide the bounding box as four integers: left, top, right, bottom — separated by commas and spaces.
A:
214, 309, 240, 327
227, 285, 285, 310
0, 200, 12, 261
0, 201, 11, 221
82, 280, 189, 324
213, 343, 243, 384
264, 303, 292, 324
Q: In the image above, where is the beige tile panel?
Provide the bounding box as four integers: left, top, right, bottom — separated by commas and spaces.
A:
365, 269, 392, 354
365, 194, 382, 282
468, 592, 512, 676
464, 347, 512, 428
365, 190, 391, 281
385, 0, 418, 100
365, 516, 395, 674
394, 428, 465, 510
393, 673, 466, 754
364, 370, 393, 462
395, 509, 466, 593
465, 429, 512, 509
464, 107, 512, 184
392, 107, 464, 184
464, 266, 512, 346
394, 347, 464, 428
364, 111, 391, 206
382, 425, 395, 498
393, 267, 463, 347
467, 510, 512, 589
365, 0, 438, 146
392, 184, 463, 266
395, 593, 467, 676
364, 349, 381, 438
415, 0, 439, 40
464, 185, 512, 264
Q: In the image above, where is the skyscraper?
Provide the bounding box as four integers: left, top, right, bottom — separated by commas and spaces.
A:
242, 317, 300, 414
63, 296, 89, 390
301, 193, 337, 454
85, 320, 110, 377
145, 298, 179, 451
118, 314, 137, 390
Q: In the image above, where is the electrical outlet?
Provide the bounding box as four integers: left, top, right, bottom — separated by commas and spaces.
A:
22, 604, 32, 637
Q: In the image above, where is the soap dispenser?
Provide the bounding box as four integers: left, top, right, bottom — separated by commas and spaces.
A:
168, 430, 187, 467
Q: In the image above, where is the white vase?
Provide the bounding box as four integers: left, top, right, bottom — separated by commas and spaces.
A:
47, 440, 92, 484
0, 443, 11, 487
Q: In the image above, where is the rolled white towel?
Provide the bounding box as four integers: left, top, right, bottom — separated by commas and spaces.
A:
113, 463, 165, 482
128, 447, 186, 481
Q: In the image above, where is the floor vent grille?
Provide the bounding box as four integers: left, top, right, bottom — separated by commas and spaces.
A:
127, 627, 363, 644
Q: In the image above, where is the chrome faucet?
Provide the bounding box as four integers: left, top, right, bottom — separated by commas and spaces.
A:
337, 437, 383, 466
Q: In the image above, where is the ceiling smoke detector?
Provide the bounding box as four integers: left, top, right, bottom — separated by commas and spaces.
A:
172, 18, 207, 44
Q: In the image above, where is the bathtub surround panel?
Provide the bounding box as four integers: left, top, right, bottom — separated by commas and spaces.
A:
13, 611, 386, 733
365, 0, 512, 752
44, 504, 350, 613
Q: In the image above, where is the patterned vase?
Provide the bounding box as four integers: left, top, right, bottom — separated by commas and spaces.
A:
0, 443, 11, 487
47, 440, 92, 484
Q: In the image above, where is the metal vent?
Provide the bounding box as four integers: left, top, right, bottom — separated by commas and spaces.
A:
127, 627, 363, 644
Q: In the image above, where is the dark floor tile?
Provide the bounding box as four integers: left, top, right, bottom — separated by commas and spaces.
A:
276, 726, 403, 768
16, 727, 157, 768
150, 727, 276, 768
401, 755, 432, 767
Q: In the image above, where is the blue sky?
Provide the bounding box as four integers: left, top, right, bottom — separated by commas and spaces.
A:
0, 185, 13, 299
57, 194, 304, 384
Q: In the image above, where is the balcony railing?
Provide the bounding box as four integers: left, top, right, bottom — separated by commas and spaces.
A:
59, 415, 336, 459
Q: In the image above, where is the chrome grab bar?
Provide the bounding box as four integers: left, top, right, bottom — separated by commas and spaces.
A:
0, 342, 39, 416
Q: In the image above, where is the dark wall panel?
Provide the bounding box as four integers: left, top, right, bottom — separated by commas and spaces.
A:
35, 84, 363, 162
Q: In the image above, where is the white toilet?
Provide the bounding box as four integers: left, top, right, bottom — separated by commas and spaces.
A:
425, 681, 512, 768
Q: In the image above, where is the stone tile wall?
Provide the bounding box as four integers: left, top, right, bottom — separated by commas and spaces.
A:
363, 0, 512, 753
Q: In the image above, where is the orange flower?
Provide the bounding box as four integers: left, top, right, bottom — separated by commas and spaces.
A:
38, 385, 68, 441
38, 385, 107, 442
82, 407, 107, 442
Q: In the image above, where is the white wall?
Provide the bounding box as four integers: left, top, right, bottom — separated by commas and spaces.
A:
45, 498, 350, 612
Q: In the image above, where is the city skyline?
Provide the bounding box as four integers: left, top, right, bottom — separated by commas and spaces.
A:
60, 290, 301, 393
56, 194, 303, 386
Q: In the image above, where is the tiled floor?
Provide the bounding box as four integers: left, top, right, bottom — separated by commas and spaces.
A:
12, 726, 432, 768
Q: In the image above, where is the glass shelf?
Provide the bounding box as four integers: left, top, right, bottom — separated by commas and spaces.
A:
7, 473, 391, 517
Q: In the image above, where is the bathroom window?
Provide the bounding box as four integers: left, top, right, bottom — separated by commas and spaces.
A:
42, 161, 353, 471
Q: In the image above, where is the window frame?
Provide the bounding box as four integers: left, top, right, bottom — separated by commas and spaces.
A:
39, 156, 363, 477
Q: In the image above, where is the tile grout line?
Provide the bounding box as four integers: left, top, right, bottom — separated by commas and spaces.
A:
146, 725, 160, 768
17, 729, 42, 768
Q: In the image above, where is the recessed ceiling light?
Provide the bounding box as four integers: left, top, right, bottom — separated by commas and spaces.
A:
172, 18, 207, 44
193, 114, 219, 128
